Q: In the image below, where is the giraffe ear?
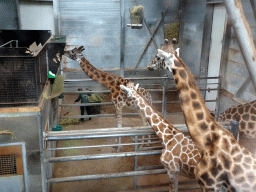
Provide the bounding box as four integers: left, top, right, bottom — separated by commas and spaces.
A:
120, 85, 126, 91
175, 48, 180, 57
135, 83, 139, 91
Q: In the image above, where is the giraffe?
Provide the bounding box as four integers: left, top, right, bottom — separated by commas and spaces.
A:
153, 48, 256, 191
64, 46, 152, 150
218, 100, 256, 141
148, 39, 177, 71
120, 82, 202, 192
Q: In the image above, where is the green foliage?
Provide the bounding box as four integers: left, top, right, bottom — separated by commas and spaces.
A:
164, 22, 180, 42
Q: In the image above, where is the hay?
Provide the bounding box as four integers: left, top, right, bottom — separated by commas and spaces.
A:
59, 118, 82, 125
164, 22, 180, 42
130, 5, 144, 24
89, 94, 102, 103
43, 75, 65, 100
0, 130, 16, 139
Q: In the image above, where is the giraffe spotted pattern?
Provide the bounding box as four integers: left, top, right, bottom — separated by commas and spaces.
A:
64, 46, 152, 151
120, 82, 202, 192
64, 46, 152, 128
218, 100, 256, 139
153, 47, 256, 191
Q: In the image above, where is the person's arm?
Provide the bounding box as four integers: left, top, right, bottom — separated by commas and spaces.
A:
75, 94, 81, 102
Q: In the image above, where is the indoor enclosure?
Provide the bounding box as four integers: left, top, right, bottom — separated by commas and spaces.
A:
1, 0, 256, 192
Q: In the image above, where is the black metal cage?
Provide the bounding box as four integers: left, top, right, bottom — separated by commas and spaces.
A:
0, 30, 51, 107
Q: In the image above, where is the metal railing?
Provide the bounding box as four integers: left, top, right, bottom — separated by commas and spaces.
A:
60, 76, 221, 120
41, 75, 226, 191
42, 121, 239, 191
0, 40, 18, 48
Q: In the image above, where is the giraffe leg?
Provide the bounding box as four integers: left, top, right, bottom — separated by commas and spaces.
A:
167, 172, 178, 192
139, 111, 151, 148
114, 102, 123, 152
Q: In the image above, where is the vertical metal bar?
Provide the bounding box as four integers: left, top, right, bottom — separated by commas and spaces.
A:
223, 0, 256, 92
230, 120, 239, 141
133, 136, 138, 190
15, 40, 18, 48
38, 114, 47, 192
120, 0, 125, 77
53, 0, 60, 35
161, 76, 168, 118
249, 0, 256, 21
56, 98, 60, 127
15, 0, 20, 29
217, 20, 231, 119
21, 143, 29, 192
215, 80, 221, 121
199, 3, 214, 99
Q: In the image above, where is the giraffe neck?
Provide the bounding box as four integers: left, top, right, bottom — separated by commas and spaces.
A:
78, 57, 126, 89
171, 56, 221, 149
134, 91, 181, 142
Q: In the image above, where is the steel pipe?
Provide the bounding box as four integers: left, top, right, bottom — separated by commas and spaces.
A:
47, 169, 167, 183
47, 150, 162, 163
60, 113, 140, 119
64, 76, 168, 83
45, 141, 161, 151
64, 76, 219, 83
223, 0, 256, 92
0, 40, 18, 48
59, 100, 163, 107
45, 132, 156, 141
45, 125, 189, 140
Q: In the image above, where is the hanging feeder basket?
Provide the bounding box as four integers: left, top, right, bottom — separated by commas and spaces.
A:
127, 5, 144, 29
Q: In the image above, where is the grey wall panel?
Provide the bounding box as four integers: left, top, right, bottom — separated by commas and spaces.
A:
179, 0, 206, 76
60, 0, 121, 69
123, 0, 166, 68
60, 0, 177, 72
226, 60, 249, 78
219, 94, 240, 114
0, 0, 19, 29
0, 115, 40, 151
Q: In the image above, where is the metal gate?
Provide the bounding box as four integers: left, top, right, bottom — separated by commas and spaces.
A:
41, 75, 232, 191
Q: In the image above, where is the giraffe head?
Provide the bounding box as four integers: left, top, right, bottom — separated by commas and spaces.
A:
147, 38, 178, 71
64, 46, 85, 61
147, 49, 180, 72
120, 82, 139, 98
147, 48, 180, 71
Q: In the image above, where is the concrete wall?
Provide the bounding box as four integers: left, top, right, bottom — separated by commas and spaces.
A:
59, 0, 179, 70
179, 0, 207, 76
0, 0, 19, 29
18, 0, 55, 34
0, 95, 56, 192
